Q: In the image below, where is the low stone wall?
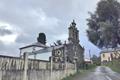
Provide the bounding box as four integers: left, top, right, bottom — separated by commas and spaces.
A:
0, 69, 75, 80
0, 55, 50, 70
0, 55, 75, 80
0, 55, 74, 70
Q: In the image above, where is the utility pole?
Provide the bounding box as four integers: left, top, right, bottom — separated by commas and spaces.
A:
89, 50, 91, 60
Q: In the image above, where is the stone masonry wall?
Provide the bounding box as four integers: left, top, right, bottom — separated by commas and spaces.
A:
0, 55, 75, 80
0, 69, 75, 80
0, 55, 50, 70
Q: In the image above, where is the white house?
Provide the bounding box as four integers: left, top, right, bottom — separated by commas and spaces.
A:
19, 42, 48, 59
84, 58, 92, 64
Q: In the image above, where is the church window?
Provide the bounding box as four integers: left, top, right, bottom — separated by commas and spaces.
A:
103, 54, 105, 58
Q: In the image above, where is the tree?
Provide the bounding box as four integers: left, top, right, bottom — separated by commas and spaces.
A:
37, 33, 46, 45
87, 0, 120, 49
91, 55, 101, 65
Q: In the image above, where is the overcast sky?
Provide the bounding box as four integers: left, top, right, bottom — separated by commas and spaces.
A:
0, 0, 101, 59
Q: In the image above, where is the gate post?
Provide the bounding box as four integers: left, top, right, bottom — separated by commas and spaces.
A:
50, 56, 53, 80
23, 52, 28, 80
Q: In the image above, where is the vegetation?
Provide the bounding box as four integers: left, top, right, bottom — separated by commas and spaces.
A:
104, 60, 120, 73
37, 33, 46, 45
61, 72, 80, 80
87, 0, 120, 48
61, 70, 88, 80
91, 55, 101, 66
62, 64, 96, 80
86, 64, 96, 70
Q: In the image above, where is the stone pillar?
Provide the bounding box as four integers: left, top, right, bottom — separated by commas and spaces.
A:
23, 52, 28, 80
50, 56, 53, 80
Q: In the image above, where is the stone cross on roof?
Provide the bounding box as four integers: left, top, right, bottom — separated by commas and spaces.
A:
71, 19, 76, 27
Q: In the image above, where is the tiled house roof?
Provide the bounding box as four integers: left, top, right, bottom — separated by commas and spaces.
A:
100, 47, 120, 54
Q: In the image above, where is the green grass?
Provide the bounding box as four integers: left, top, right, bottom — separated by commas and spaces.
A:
61, 64, 96, 80
61, 72, 78, 80
61, 70, 85, 80
104, 60, 120, 73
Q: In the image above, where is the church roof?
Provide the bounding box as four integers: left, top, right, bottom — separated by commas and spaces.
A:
19, 42, 48, 49
53, 45, 64, 49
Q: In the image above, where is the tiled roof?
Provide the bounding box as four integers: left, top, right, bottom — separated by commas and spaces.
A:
100, 47, 120, 54
53, 45, 64, 49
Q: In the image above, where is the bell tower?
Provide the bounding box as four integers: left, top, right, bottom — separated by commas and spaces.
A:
68, 20, 79, 44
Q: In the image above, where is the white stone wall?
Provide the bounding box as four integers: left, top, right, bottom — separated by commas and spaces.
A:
0, 55, 75, 80
0, 55, 49, 70
0, 69, 75, 80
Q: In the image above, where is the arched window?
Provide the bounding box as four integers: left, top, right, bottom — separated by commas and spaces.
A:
103, 54, 105, 58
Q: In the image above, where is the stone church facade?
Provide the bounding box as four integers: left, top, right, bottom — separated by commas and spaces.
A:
52, 20, 84, 69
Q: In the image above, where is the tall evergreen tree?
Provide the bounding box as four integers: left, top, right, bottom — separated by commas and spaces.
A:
87, 0, 120, 48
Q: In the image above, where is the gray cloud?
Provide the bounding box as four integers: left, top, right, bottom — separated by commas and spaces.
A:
0, 40, 20, 56
0, 0, 101, 57
0, 26, 12, 36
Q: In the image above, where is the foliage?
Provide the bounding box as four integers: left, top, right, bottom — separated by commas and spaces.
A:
61, 70, 82, 80
91, 55, 101, 65
87, 64, 96, 69
87, 0, 120, 48
61, 65, 96, 80
37, 33, 46, 44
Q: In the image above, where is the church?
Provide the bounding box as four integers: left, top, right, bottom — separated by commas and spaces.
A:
52, 20, 84, 69
19, 20, 84, 69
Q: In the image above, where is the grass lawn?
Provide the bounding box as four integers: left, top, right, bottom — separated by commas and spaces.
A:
104, 60, 120, 73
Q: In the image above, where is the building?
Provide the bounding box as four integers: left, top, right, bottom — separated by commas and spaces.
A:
52, 20, 84, 69
100, 48, 120, 63
19, 42, 48, 58
19, 20, 84, 69
84, 58, 92, 64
